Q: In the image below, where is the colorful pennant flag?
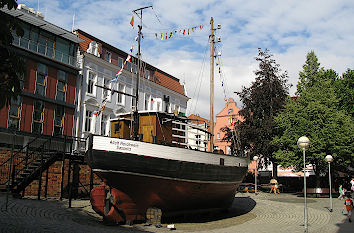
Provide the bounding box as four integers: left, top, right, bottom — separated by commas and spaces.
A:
93, 100, 107, 117
130, 16, 134, 27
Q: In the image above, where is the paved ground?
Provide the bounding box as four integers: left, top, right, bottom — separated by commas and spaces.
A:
0, 192, 352, 233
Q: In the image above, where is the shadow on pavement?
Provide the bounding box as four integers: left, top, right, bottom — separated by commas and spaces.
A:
162, 196, 256, 224
335, 219, 353, 233
0, 195, 150, 233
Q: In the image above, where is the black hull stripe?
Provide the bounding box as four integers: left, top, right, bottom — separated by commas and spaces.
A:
93, 168, 241, 184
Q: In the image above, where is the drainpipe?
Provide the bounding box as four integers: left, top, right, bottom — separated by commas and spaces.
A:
75, 52, 85, 151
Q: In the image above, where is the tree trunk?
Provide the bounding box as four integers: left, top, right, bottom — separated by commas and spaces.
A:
315, 171, 321, 188
272, 161, 278, 179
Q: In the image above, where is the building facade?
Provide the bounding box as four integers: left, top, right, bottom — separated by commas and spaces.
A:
214, 98, 243, 154
74, 30, 189, 140
0, 5, 91, 198
0, 5, 81, 146
187, 114, 209, 151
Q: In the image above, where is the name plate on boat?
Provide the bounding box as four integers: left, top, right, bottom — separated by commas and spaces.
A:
108, 139, 139, 152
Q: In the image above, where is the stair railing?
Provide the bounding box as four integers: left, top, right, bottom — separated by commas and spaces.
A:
0, 134, 46, 187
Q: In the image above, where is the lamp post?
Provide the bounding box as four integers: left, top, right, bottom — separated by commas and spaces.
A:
253, 156, 259, 195
325, 155, 333, 212
297, 136, 310, 233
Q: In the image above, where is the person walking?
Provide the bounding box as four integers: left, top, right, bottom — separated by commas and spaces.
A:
350, 178, 354, 192
338, 185, 344, 199
343, 195, 353, 223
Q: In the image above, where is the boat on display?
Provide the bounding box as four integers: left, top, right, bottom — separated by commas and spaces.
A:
85, 10, 249, 224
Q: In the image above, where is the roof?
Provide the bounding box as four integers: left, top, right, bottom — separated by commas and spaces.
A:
216, 98, 241, 117
188, 114, 209, 124
1, 7, 82, 44
154, 71, 185, 96
75, 29, 187, 97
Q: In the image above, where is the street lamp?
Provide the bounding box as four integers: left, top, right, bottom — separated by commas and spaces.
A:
253, 156, 259, 195
297, 136, 310, 233
325, 155, 333, 212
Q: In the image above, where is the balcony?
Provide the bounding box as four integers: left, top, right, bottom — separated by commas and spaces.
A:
12, 35, 77, 68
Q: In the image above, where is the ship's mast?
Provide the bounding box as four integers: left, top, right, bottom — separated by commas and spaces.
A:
209, 17, 214, 152
132, 6, 152, 140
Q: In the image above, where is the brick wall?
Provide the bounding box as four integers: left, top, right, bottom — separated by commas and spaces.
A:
0, 148, 101, 198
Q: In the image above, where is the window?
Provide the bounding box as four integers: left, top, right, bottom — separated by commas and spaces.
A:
32, 100, 44, 134
56, 70, 67, 101
118, 57, 123, 68
87, 71, 96, 94
105, 51, 111, 63
102, 78, 111, 101
85, 110, 92, 132
132, 64, 138, 74
131, 88, 136, 108
38, 31, 55, 58
101, 115, 107, 136
55, 37, 70, 63
145, 94, 150, 110
196, 134, 201, 145
217, 133, 220, 140
19, 70, 25, 91
8, 97, 22, 130
117, 83, 125, 104
36, 63, 47, 96
145, 70, 150, 79
87, 41, 98, 56
54, 105, 64, 136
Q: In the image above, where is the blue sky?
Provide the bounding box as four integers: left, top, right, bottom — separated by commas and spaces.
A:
21, 0, 354, 119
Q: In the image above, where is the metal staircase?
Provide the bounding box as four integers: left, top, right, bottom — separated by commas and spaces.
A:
0, 135, 86, 196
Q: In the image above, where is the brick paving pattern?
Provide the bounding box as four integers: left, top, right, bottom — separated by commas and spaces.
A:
0, 192, 352, 233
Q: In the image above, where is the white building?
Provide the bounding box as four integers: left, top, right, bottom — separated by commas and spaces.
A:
73, 30, 189, 140
186, 114, 209, 151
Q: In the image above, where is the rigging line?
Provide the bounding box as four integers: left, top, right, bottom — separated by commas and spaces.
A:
189, 39, 209, 115
191, 39, 209, 114
185, 40, 206, 115
151, 6, 161, 24
141, 22, 209, 32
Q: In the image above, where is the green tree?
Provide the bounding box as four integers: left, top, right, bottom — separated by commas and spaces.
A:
0, 0, 25, 109
335, 69, 354, 117
296, 50, 322, 95
235, 48, 290, 177
272, 52, 354, 187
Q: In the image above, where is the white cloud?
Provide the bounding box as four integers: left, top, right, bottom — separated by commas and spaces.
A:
21, 0, 354, 119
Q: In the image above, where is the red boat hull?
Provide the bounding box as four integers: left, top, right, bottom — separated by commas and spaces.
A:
93, 170, 241, 217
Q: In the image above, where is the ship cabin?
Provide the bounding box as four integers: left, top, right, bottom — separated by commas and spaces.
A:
110, 111, 209, 151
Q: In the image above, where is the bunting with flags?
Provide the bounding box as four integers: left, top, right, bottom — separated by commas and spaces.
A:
155, 24, 205, 40
110, 44, 134, 83
93, 99, 107, 116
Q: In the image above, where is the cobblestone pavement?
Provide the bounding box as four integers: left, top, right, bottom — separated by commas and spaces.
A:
0, 192, 352, 233
198, 192, 352, 233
